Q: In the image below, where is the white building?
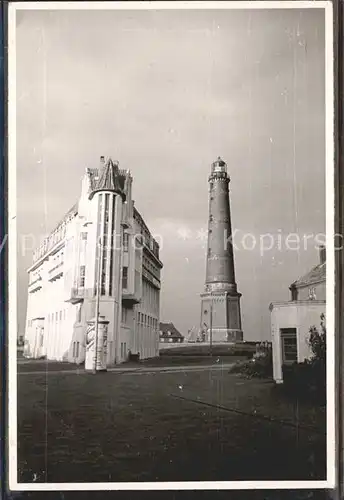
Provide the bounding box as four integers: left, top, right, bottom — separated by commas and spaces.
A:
24, 156, 163, 365
270, 247, 326, 383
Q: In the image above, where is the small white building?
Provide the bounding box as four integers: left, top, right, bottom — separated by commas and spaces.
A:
24, 156, 163, 365
270, 247, 326, 383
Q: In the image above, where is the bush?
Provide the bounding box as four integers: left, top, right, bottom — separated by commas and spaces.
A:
229, 347, 273, 379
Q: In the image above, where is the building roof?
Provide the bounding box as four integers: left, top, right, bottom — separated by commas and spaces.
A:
290, 262, 326, 288
32, 202, 78, 264
89, 158, 127, 200
86, 167, 99, 190
159, 322, 184, 338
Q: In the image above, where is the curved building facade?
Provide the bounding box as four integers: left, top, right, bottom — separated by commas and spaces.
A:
24, 156, 163, 365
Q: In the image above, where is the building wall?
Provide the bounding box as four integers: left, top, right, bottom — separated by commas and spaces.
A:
270, 301, 325, 383
296, 282, 326, 301
24, 161, 163, 365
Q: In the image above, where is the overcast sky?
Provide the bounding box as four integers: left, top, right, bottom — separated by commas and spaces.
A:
16, 7, 326, 340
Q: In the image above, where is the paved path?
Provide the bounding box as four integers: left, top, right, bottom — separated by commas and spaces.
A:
18, 362, 235, 376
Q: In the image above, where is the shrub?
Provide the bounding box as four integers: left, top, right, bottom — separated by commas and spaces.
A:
308, 313, 326, 364
229, 347, 273, 379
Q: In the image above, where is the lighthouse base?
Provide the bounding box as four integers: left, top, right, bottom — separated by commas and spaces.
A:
200, 291, 243, 343
204, 328, 243, 343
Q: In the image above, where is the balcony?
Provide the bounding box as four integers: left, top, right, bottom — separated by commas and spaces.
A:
28, 276, 43, 293
67, 287, 84, 304
142, 268, 161, 290
48, 261, 64, 282
121, 202, 130, 229
122, 288, 141, 306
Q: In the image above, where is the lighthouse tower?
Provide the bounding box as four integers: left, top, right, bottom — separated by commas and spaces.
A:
200, 157, 243, 343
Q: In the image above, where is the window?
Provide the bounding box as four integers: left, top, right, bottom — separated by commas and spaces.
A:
290, 286, 298, 301
122, 267, 128, 289
59, 311, 62, 321
77, 304, 82, 323
109, 197, 116, 297
76, 342, 80, 358
100, 194, 110, 295
79, 265, 86, 288
121, 307, 128, 324
309, 287, 316, 300
280, 328, 298, 364
81, 232, 88, 241
123, 232, 129, 251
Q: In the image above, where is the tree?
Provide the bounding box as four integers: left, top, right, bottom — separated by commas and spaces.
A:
308, 313, 326, 364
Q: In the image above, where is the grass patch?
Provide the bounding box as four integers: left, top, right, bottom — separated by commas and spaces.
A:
18, 368, 325, 483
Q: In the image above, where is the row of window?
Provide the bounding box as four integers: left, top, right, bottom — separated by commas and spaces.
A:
137, 313, 158, 330
34, 224, 67, 262
52, 250, 64, 267
134, 214, 159, 258
29, 269, 41, 285
48, 310, 67, 324
27, 310, 68, 328
142, 255, 160, 279
141, 279, 159, 316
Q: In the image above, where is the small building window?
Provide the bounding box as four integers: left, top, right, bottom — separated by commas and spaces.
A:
123, 232, 129, 251
290, 286, 298, 301
122, 267, 128, 289
79, 265, 86, 288
81, 232, 88, 241
280, 328, 298, 364
309, 287, 316, 300
77, 304, 82, 323
121, 307, 128, 324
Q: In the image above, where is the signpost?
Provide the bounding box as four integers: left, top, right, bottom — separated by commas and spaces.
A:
209, 302, 213, 357
93, 237, 102, 373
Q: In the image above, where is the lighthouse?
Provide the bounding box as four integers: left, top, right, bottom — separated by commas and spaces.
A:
200, 157, 243, 343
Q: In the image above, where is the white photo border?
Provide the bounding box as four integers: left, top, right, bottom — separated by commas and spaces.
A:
7, 0, 335, 491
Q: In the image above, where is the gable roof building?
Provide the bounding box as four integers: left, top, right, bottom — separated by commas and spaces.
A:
159, 322, 184, 343
269, 246, 326, 384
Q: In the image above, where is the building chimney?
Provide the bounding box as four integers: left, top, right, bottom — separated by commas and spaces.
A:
319, 245, 326, 264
